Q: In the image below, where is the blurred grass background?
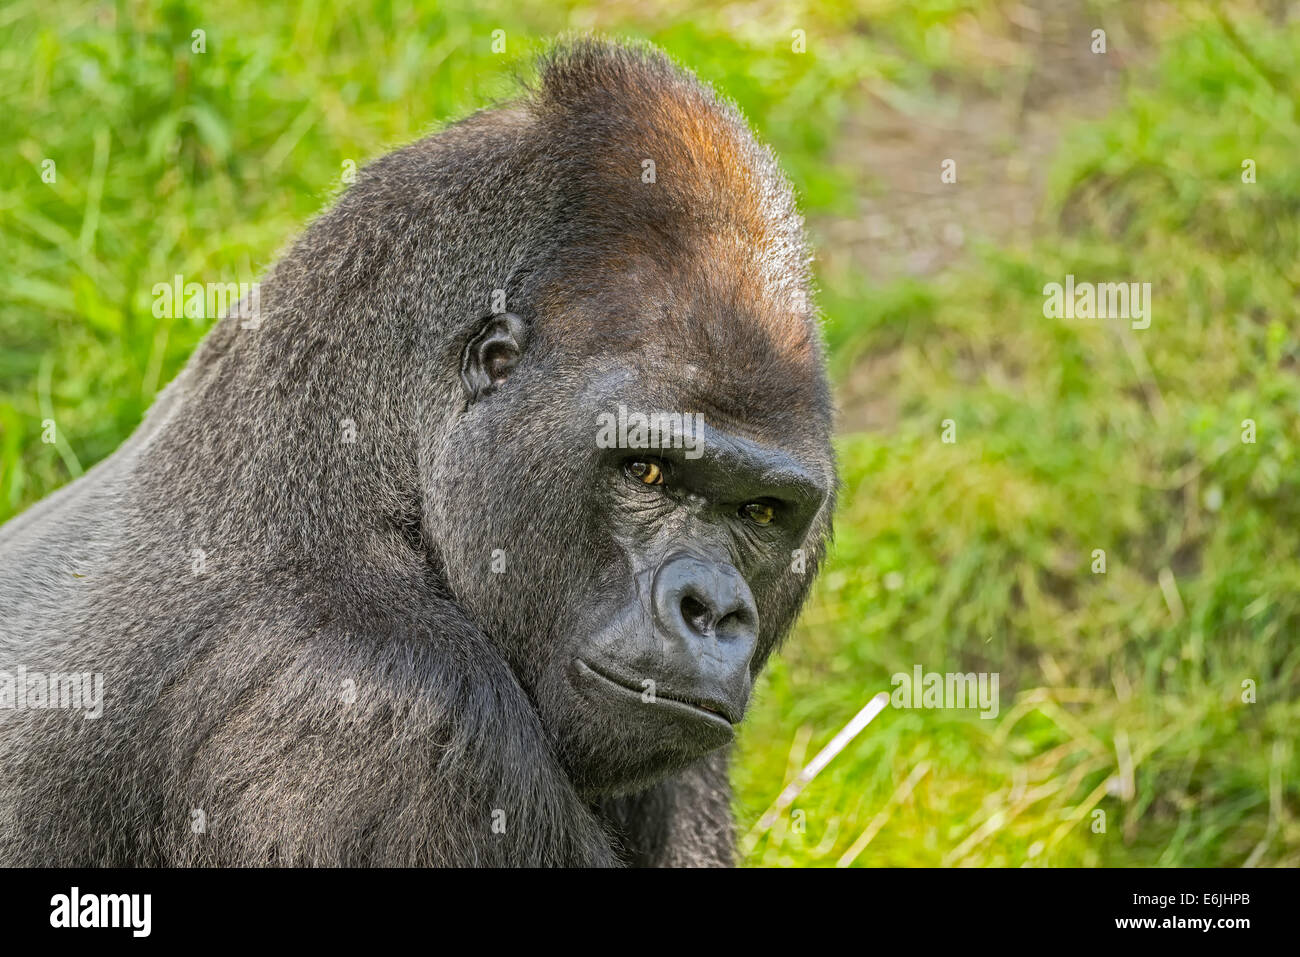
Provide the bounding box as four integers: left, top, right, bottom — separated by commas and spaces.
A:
2, 0, 1297, 866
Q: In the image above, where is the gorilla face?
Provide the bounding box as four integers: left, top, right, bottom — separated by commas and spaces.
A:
564, 419, 827, 791
430, 300, 832, 797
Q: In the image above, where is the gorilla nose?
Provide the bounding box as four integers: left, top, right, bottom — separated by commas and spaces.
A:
651, 553, 759, 709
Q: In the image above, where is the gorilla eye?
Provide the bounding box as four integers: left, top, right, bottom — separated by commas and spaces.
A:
740, 501, 775, 526
625, 460, 664, 486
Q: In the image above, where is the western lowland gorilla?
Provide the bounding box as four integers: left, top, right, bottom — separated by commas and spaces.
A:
0, 38, 835, 866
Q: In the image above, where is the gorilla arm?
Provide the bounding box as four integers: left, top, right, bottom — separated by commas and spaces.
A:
594, 750, 736, 867
0, 577, 620, 867
161, 596, 622, 867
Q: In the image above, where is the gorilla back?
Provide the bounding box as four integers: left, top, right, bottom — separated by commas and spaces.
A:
0, 39, 835, 866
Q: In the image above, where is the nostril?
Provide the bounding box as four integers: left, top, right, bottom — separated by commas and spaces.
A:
716, 606, 754, 640
680, 594, 712, 634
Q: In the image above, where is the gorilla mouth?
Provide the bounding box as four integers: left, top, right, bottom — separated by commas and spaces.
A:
574, 658, 738, 729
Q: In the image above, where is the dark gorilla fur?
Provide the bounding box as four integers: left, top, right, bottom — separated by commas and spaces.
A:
0, 39, 835, 866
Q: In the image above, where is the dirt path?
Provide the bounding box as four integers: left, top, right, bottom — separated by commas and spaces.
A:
819, 1, 1161, 433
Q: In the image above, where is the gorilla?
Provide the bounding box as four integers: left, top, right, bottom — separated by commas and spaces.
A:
0, 39, 835, 866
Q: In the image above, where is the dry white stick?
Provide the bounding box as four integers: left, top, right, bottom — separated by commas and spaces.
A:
742, 691, 890, 854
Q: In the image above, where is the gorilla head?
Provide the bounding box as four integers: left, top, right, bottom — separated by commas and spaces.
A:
427, 44, 835, 796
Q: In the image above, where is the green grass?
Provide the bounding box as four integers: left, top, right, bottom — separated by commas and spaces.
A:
2, 0, 1297, 866
736, 10, 1300, 866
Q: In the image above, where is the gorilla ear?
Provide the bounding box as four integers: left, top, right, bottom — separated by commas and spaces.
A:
460, 312, 528, 403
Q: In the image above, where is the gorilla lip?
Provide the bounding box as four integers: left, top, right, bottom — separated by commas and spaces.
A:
573, 658, 738, 729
